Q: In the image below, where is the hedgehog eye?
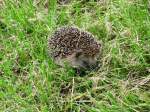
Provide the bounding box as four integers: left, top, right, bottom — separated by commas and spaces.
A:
75, 52, 82, 58
82, 60, 90, 68
75, 49, 83, 58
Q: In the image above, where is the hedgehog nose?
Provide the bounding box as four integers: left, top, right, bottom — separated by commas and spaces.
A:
90, 61, 99, 71
82, 61, 99, 71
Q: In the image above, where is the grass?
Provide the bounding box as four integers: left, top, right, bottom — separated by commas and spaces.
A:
0, 0, 150, 111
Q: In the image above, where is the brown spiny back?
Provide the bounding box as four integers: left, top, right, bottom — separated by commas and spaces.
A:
48, 26, 101, 59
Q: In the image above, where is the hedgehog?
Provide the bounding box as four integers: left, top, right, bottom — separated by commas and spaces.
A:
48, 26, 102, 74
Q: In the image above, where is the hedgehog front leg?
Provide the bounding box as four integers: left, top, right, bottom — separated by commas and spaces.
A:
74, 68, 87, 77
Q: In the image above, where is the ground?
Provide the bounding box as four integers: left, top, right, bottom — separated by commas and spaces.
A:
0, 0, 150, 112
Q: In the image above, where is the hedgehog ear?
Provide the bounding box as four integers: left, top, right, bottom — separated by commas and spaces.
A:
75, 49, 83, 58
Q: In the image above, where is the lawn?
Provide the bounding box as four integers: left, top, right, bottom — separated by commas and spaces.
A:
0, 0, 150, 111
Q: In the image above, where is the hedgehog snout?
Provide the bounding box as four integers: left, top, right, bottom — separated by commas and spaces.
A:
87, 57, 99, 71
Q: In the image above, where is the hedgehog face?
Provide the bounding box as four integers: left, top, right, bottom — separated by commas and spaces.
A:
63, 49, 99, 71
74, 51, 99, 70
